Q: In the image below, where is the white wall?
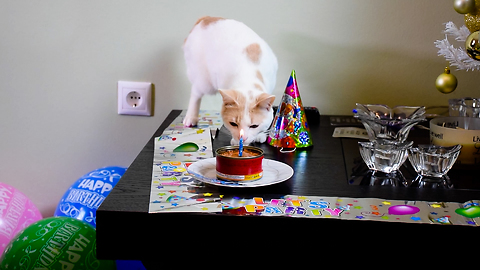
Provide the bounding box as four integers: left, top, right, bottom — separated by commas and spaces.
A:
0, 0, 477, 217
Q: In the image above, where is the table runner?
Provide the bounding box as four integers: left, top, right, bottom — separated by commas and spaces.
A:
222, 195, 479, 226
147, 110, 479, 226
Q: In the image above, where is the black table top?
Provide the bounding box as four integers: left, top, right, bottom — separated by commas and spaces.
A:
96, 110, 480, 261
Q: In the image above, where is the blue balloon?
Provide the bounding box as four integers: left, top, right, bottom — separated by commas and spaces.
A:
54, 166, 126, 227
116, 260, 146, 270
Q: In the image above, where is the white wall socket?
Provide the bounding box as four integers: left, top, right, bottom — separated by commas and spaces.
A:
117, 81, 153, 116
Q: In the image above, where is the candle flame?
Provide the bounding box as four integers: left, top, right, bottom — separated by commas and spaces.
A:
240, 129, 244, 137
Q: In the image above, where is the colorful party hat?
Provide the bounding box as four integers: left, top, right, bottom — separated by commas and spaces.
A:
268, 70, 313, 149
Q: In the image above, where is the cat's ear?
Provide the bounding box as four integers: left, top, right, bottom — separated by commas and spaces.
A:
218, 89, 239, 107
255, 93, 275, 111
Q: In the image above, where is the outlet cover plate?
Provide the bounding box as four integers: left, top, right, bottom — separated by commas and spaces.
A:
118, 81, 152, 116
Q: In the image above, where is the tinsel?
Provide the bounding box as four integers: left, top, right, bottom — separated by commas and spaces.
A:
434, 21, 480, 71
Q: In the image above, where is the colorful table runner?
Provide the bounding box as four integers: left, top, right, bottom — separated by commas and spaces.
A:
148, 110, 479, 226
163, 110, 223, 138
149, 110, 222, 213
222, 195, 479, 226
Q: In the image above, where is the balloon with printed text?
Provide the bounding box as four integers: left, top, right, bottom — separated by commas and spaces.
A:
0, 182, 43, 255
0, 216, 116, 269
54, 166, 126, 228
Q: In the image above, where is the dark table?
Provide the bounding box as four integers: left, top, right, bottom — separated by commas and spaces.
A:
97, 110, 480, 262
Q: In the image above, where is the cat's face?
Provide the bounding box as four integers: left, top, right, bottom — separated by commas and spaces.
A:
219, 89, 275, 145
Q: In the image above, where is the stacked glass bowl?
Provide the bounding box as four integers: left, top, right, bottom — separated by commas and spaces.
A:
354, 104, 423, 186
354, 104, 461, 188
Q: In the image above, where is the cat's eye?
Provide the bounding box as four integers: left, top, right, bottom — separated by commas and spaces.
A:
229, 122, 238, 127
249, 125, 259, 129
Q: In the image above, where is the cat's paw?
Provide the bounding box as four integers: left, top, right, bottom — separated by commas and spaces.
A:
183, 114, 198, 127
254, 132, 268, 143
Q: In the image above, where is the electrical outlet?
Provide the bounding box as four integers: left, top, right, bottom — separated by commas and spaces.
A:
117, 81, 152, 116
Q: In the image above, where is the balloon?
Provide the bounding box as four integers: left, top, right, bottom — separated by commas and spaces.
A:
388, 205, 420, 215
0, 182, 42, 254
116, 260, 146, 270
0, 217, 116, 269
54, 166, 126, 228
455, 205, 480, 218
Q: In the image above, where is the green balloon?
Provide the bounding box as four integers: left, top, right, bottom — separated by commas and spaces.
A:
0, 217, 116, 270
173, 142, 199, 152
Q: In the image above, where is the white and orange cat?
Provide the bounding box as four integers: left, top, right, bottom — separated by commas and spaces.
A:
183, 16, 277, 145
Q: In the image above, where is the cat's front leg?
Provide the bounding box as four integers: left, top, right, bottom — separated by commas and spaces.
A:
254, 130, 268, 143
183, 91, 203, 127
230, 133, 266, 145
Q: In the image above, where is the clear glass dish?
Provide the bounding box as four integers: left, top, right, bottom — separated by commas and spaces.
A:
358, 139, 413, 173
408, 144, 462, 177
449, 97, 480, 118
408, 144, 461, 188
354, 103, 426, 142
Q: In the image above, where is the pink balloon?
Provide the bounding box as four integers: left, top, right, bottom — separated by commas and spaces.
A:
0, 182, 42, 254
388, 205, 420, 215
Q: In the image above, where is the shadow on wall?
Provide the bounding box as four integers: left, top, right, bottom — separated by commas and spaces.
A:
276, 32, 450, 115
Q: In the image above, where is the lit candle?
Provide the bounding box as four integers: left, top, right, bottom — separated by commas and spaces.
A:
239, 129, 244, 157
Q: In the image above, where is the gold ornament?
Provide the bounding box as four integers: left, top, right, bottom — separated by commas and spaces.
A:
454, 0, 475, 14
465, 13, 480, 32
464, 0, 480, 32
465, 30, 480, 60
435, 67, 458, 94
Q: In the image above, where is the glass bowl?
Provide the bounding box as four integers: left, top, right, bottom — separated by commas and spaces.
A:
354, 104, 426, 142
449, 97, 480, 118
408, 144, 462, 178
358, 139, 413, 173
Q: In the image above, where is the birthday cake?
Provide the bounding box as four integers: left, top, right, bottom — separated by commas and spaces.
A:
216, 146, 264, 181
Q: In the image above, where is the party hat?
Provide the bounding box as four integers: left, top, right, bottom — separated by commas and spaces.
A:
268, 70, 313, 149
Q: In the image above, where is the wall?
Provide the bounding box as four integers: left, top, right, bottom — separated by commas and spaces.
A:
0, 0, 477, 217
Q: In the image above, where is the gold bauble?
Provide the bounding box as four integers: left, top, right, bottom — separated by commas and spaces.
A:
464, 0, 480, 32
454, 0, 476, 14
435, 67, 458, 94
465, 13, 480, 32
465, 31, 480, 60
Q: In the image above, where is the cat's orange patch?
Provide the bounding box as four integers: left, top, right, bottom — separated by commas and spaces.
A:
219, 89, 274, 141
185, 16, 225, 44
249, 93, 275, 129
195, 16, 225, 28
245, 43, 262, 64
254, 83, 263, 91
219, 89, 246, 128
250, 93, 275, 113
256, 70, 264, 83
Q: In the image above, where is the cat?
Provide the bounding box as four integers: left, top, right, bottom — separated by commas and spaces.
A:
183, 16, 277, 145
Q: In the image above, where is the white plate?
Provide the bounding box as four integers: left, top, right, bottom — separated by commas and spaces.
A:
187, 158, 294, 188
